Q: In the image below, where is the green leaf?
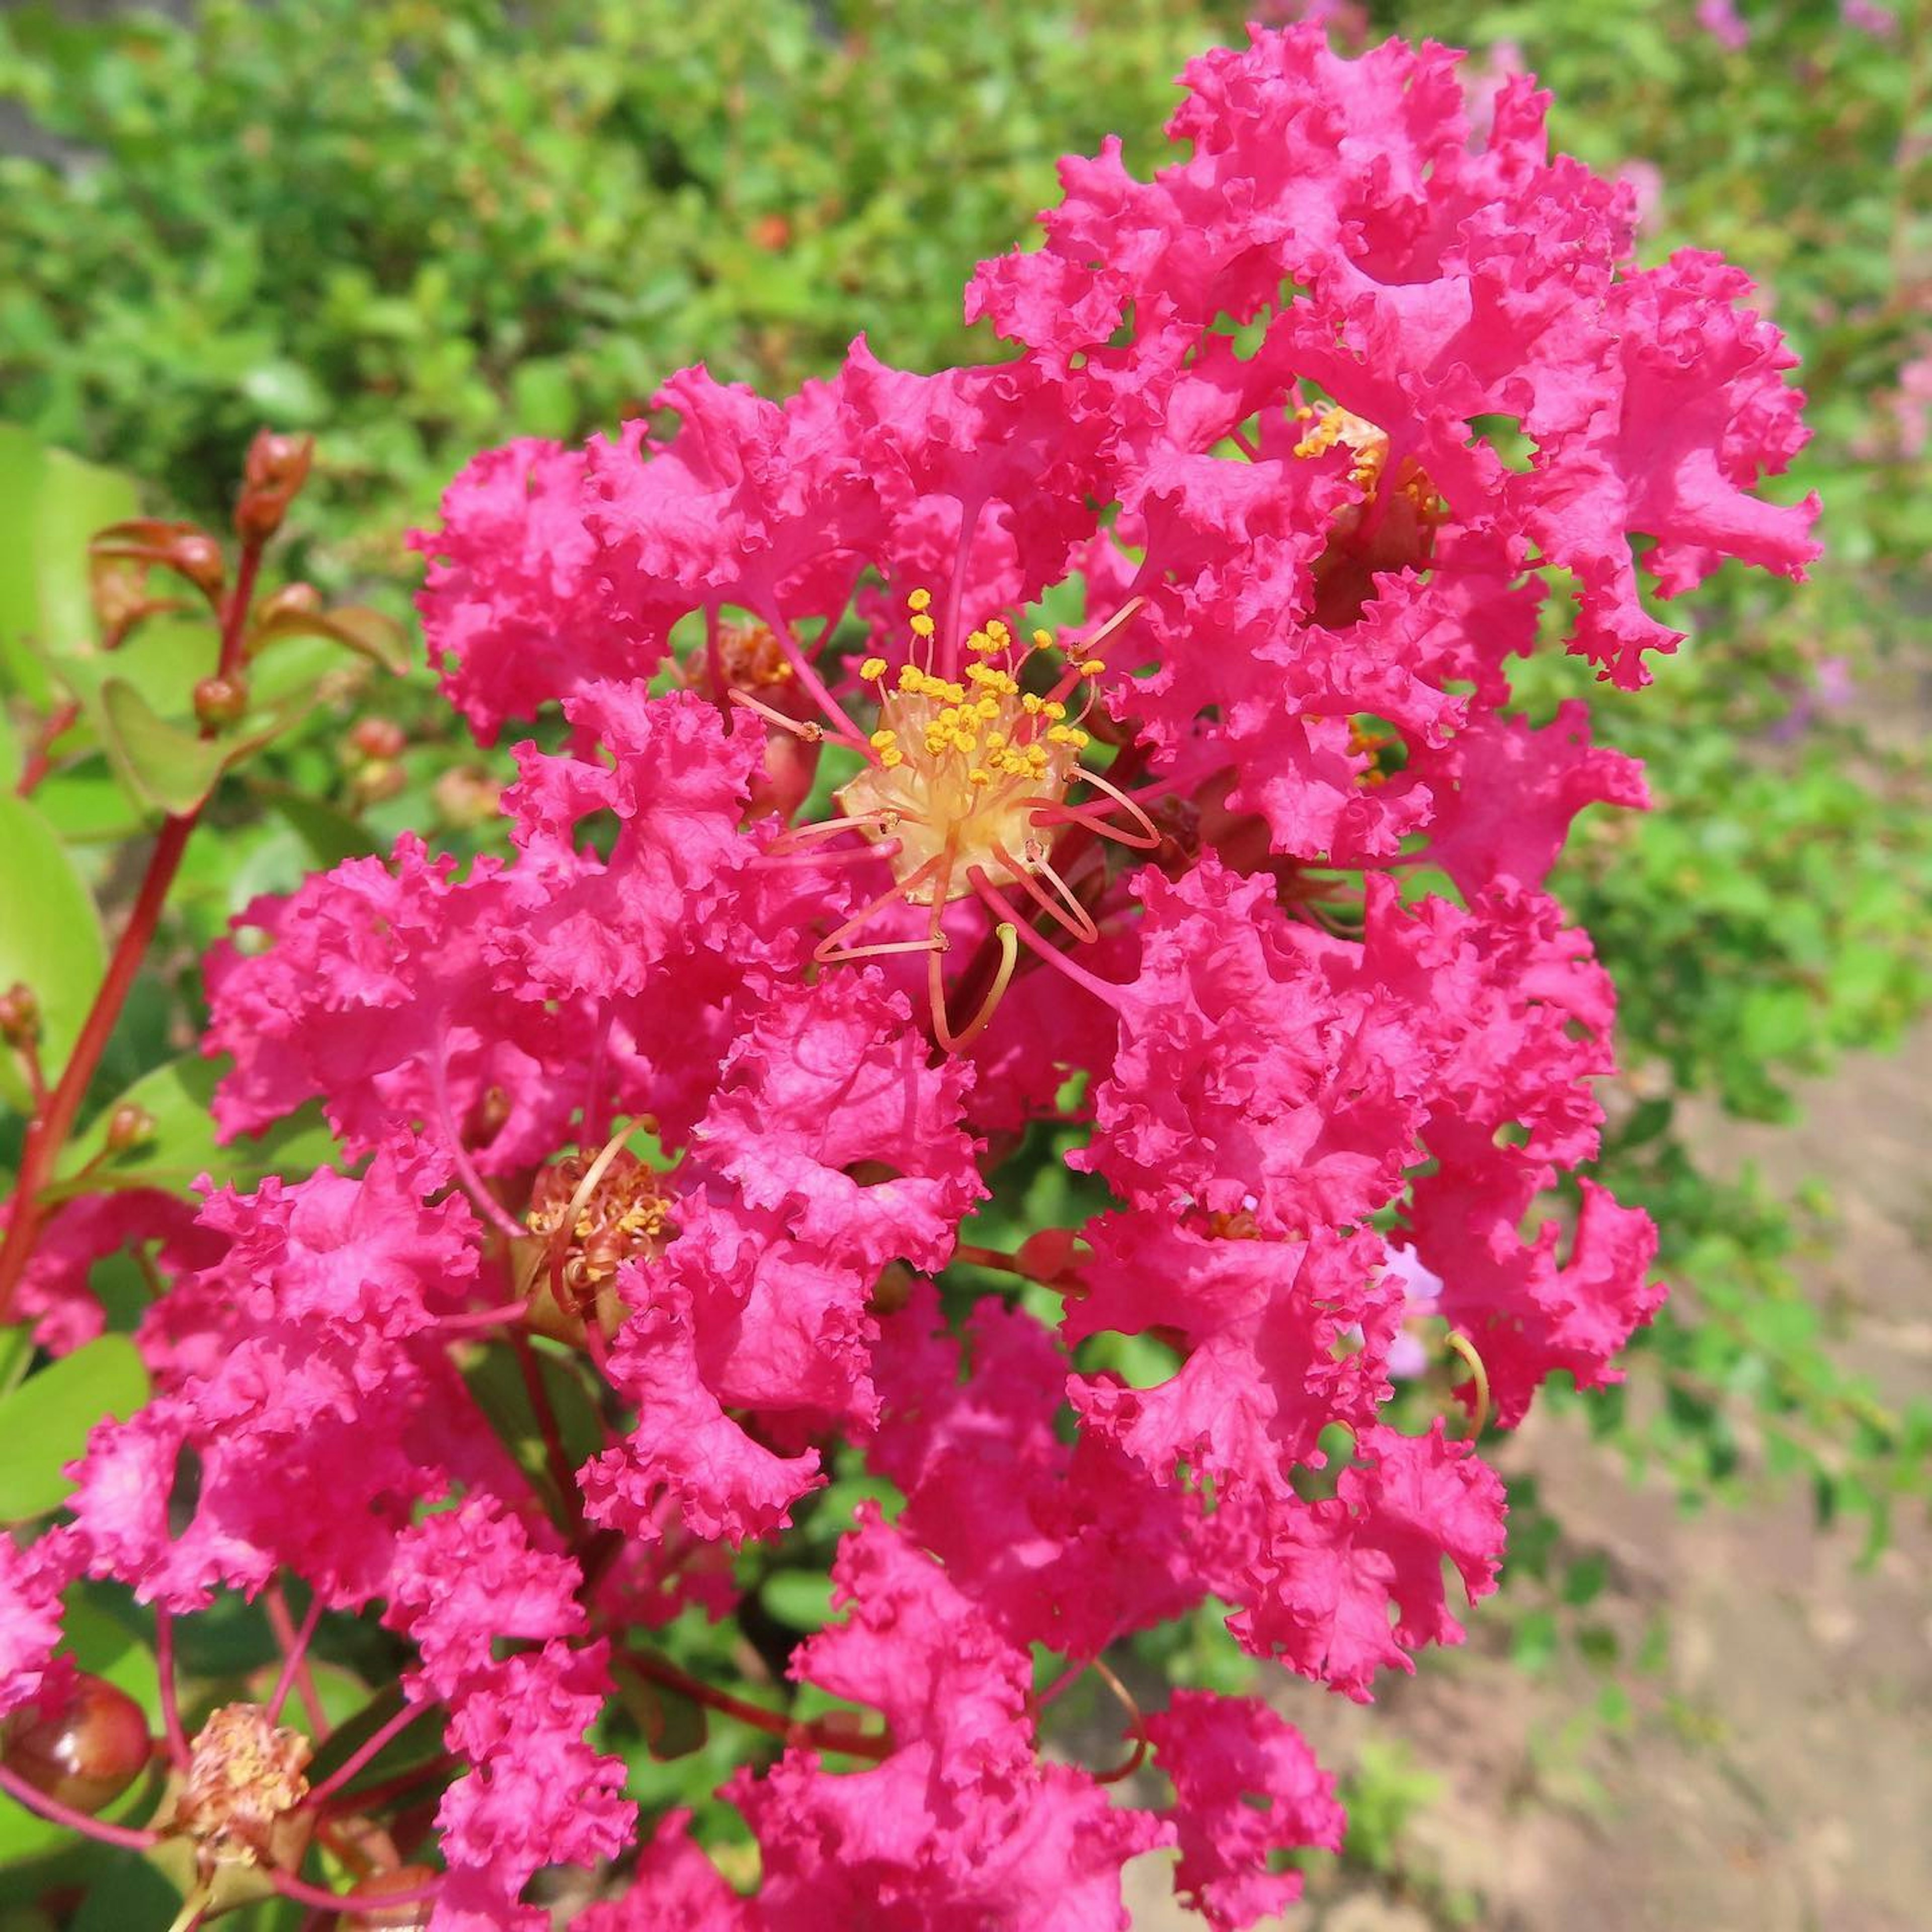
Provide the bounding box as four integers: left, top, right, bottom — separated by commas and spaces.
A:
613, 1650, 709, 1762
0, 1323, 33, 1400
0, 426, 138, 706
259, 785, 379, 868
0, 1335, 149, 1523
50, 1053, 337, 1198
98, 676, 226, 815
251, 604, 411, 677
461, 1341, 606, 1523
760, 1567, 835, 1632
0, 792, 105, 1108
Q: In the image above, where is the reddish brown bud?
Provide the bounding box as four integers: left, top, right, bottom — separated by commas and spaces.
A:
1016, 1227, 1079, 1284
169, 532, 227, 599
0, 982, 40, 1046
193, 675, 249, 731
105, 1103, 157, 1154
3, 1674, 152, 1815
348, 716, 407, 762
235, 431, 315, 542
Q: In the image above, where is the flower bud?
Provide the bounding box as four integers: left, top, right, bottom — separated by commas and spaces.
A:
0, 982, 40, 1048
2, 1674, 152, 1815
235, 431, 315, 543
105, 1103, 157, 1154
169, 532, 227, 600
1016, 1227, 1079, 1285
433, 764, 505, 830
347, 716, 408, 762
349, 758, 407, 808
193, 675, 249, 731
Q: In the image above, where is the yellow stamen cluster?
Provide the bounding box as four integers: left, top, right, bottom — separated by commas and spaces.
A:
696, 618, 795, 690
838, 590, 1098, 904
1292, 402, 1442, 522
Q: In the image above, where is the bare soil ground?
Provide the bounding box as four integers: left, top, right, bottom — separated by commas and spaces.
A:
1126, 1020, 1932, 1932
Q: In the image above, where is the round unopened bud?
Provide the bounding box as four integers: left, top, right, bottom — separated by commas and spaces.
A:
2, 1674, 152, 1815
342, 1865, 438, 1929
169, 532, 226, 598
259, 582, 324, 622
348, 716, 407, 762
193, 675, 249, 731
0, 982, 40, 1046
349, 758, 407, 807
105, 1104, 157, 1154
235, 432, 315, 541
244, 431, 311, 490
433, 765, 505, 830
1015, 1227, 1079, 1285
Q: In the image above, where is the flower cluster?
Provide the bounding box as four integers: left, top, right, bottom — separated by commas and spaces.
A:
3, 25, 1814, 1928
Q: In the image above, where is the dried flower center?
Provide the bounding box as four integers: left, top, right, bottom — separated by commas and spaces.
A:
836, 592, 1100, 905
700, 618, 797, 693
527, 1147, 676, 1293
170, 1704, 311, 1867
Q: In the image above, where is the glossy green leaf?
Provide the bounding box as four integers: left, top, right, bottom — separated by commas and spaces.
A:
0, 1335, 149, 1523
98, 676, 226, 816
251, 604, 411, 677
49, 1053, 336, 1199
0, 792, 105, 1109
0, 426, 138, 706
0, 1326, 32, 1401
759, 1567, 836, 1632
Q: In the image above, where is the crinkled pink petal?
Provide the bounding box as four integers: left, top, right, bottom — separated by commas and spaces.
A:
1145, 1689, 1345, 1930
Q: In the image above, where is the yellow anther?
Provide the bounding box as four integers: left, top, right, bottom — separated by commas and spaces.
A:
880, 748, 904, 768
1079, 659, 1105, 676
898, 664, 922, 691
986, 619, 1010, 642
910, 613, 936, 638
1043, 700, 1067, 720
985, 732, 1006, 751
1022, 693, 1043, 714
976, 695, 1000, 719
869, 728, 898, 748
1031, 628, 1053, 650
859, 656, 888, 681
967, 630, 996, 654
968, 768, 992, 788
908, 587, 932, 612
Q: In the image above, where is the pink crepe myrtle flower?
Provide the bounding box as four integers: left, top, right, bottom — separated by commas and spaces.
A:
7, 23, 1817, 1923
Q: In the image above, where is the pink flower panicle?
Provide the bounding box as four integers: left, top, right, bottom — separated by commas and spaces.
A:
5, 24, 1815, 1927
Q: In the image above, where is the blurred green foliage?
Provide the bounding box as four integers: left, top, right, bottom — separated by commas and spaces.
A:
0, 0, 1248, 583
